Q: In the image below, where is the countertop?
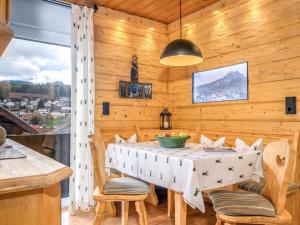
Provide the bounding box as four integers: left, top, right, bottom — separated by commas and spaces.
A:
0, 139, 72, 194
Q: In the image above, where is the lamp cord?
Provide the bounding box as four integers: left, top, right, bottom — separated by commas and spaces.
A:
180, 0, 182, 39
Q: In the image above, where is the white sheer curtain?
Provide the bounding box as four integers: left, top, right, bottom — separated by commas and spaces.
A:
69, 4, 95, 213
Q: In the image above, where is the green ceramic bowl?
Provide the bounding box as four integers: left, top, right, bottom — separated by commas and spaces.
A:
156, 136, 191, 148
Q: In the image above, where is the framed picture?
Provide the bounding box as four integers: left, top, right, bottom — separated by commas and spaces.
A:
192, 62, 248, 103
119, 81, 152, 99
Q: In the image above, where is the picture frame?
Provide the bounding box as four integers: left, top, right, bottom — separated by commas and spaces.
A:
192, 62, 248, 103
119, 81, 152, 99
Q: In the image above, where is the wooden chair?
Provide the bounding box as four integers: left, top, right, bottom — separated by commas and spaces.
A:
135, 126, 159, 207
89, 127, 150, 225
98, 125, 159, 208
209, 139, 296, 225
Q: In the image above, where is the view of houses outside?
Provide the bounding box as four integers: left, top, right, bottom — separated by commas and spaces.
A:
0, 80, 71, 133
0, 38, 72, 198
0, 38, 71, 134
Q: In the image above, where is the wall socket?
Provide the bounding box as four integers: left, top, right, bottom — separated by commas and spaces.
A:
285, 96, 296, 114
103, 102, 109, 115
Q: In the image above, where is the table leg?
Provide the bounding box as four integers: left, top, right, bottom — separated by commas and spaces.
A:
167, 189, 175, 218
174, 192, 187, 225
145, 184, 159, 206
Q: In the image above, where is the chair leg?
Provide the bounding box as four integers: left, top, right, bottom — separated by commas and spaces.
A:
135, 201, 148, 225
94, 202, 105, 225
168, 189, 175, 218
105, 202, 117, 217
145, 184, 159, 206
122, 201, 129, 225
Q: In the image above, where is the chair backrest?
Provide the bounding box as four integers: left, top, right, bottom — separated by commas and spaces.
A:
88, 125, 144, 193
194, 127, 298, 147
135, 125, 144, 142
98, 125, 144, 146
89, 126, 107, 193
262, 140, 296, 213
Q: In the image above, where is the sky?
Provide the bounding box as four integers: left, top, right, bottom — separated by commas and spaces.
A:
0, 38, 71, 85
193, 62, 248, 86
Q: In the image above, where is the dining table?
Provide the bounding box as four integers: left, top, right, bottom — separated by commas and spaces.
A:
106, 141, 262, 225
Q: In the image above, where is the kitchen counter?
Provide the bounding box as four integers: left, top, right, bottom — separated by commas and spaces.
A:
0, 139, 72, 225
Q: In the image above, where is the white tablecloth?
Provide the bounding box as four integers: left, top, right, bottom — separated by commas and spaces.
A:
106, 142, 262, 212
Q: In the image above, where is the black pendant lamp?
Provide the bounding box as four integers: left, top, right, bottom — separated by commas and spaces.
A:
160, 0, 203, 67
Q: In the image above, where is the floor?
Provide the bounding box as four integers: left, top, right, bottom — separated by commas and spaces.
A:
62, 201, 217, 225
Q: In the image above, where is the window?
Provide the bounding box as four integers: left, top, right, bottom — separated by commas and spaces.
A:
0, 38, 71, 198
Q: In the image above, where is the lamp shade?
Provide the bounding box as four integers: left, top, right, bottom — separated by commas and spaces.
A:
160, 39, 203, 67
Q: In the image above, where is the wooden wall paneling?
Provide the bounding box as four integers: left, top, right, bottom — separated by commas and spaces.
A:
94, 42, 166, 68
167, 0, 300, 135
171, 102, 300, 122
89, 0, 300, 161
167, 0, 250, 32
95, 59, 168, 84
95, 106, 163, 121
93, 7, 169, 135
172, 120, 300, 134
168, 78, 300, 106
95, 91, 168, 107
94, 13, 168, 36
169, 56, 300, 84
94, 120, 161, 134
169, 0, 299, 40
94, 26, 167, 52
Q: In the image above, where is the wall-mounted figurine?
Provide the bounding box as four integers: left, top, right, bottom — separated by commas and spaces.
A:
119, 54, 152, 99
130, 54, 138, 82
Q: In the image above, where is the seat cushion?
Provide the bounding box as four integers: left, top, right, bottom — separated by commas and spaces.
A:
209, 190, 276, 217
110, 168, 121, 175
238, 180, 264, 194
287, 182, 299, 192
104, 177, 149, 195
238, 180, 299, 194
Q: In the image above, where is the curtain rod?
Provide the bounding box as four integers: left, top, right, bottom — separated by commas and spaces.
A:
42, 0, 98, 13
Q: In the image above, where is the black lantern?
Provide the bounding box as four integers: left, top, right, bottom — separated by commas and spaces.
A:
160, 108, 172, 130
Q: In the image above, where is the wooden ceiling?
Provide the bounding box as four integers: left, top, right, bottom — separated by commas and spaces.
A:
64, 0, 220, 24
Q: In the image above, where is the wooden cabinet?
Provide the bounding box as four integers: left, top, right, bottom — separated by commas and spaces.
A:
0, 139, 72, 225
0, 0, 13, 56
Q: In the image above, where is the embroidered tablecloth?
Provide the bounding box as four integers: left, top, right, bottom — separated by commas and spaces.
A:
106, 142, 262, 212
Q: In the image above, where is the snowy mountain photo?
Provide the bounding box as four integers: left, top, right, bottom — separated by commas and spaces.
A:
193, 63, 248, 103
